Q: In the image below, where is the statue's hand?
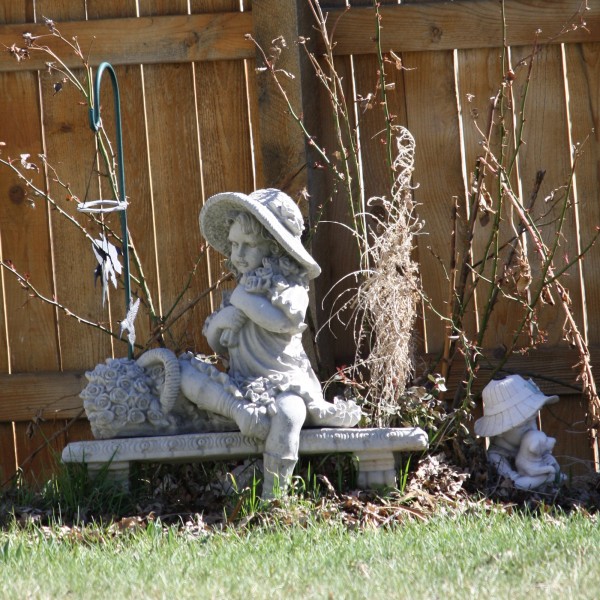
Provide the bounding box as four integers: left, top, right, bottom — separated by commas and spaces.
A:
218, 307, 247, 348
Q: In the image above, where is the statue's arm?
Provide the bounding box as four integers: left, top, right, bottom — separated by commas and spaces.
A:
229, 285, 297, 333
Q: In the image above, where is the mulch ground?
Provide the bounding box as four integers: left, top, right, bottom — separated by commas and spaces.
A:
3, 439, 600, 533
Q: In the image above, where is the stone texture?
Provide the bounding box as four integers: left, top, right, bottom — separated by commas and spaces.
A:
62, 426, 428, 492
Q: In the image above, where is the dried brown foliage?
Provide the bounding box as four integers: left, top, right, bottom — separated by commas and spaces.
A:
350, 129, 422, 424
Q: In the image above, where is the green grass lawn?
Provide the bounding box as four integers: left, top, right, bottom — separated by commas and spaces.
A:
1, 509, 599, 599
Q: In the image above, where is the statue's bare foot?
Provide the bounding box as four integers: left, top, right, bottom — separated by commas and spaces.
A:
235, 402, 270, 440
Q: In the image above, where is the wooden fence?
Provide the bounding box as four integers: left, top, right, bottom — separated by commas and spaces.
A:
0, 0, 599, 484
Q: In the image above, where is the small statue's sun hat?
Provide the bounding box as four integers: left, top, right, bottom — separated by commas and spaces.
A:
474, 374, 559, 438
200, 188, 321, 280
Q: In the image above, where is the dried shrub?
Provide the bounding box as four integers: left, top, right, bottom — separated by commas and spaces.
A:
351, 129, 422, 425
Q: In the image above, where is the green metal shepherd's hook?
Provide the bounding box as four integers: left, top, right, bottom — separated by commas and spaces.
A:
81, 62, 133, 358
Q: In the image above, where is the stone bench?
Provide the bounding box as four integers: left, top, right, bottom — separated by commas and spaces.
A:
62, 427, 428, 490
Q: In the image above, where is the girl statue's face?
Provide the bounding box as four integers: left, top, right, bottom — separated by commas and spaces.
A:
228, 220, 272, 274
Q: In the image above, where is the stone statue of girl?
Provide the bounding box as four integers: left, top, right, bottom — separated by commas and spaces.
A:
82, 188, 360, 494
178, 188, 360, 490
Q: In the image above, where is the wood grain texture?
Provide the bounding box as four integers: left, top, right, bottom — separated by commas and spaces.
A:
325, 0, 600, 55
511, 44, 581, 347
64, 418, 92, 444
0, 422, 17, 483
14, 420, 67, 485
310, 52, 362, 370
0, 371, 85, 421
0, 69, 60, 373
563, 42, 600, 345
454, 46, 533, 352
353, 52, 409, 201
0, 1, 52, 374
86, 0, 159, 354
251, 0, 308, 198
39, 15, 113, 371
138, 0, 211, 354
403, 50, 468, 354
192, 0, 253, 325
0, 12, 254, 73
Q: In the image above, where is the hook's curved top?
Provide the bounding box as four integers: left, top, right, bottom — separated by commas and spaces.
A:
89, 62, 118, 131
89, 62, 125, 205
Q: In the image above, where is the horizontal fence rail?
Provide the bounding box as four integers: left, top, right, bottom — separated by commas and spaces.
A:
327, 0, 600, 54
0, 13, 255, 72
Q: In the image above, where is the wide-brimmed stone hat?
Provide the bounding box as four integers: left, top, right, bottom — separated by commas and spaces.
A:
474, 375, 559, 438
200, 188, 321, 280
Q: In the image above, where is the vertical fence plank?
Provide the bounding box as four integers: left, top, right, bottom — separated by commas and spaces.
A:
0, 0, 62, 480
251, 0, 308, 198
0, 69, 60, 373
350, 9, 424, 371
564, 42, 600, 346
562, 41, 600, 467
510, 44, 582, 347
27, 0, 109, 477
36, 0, 112, 370
245, 58, 265, 190
0, 0, 25, 376
302, 0, 363, 371
137, 0, 212, 354
193, 0, 254, 322
403, 49, 468, 355
455, 46, 527, 352
349, 0, 406, 198
353, 52, 409, 202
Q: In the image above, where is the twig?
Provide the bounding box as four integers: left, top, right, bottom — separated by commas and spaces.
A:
0, 260, 128, 345
143, 272, 234, 351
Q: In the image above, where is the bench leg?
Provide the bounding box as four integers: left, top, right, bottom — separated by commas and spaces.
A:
88, 461, 131, 492
354, 451, 397, 488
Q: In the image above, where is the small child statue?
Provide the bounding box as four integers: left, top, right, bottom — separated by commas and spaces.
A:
179, 188, 361, 495
475, 375, 565, 490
